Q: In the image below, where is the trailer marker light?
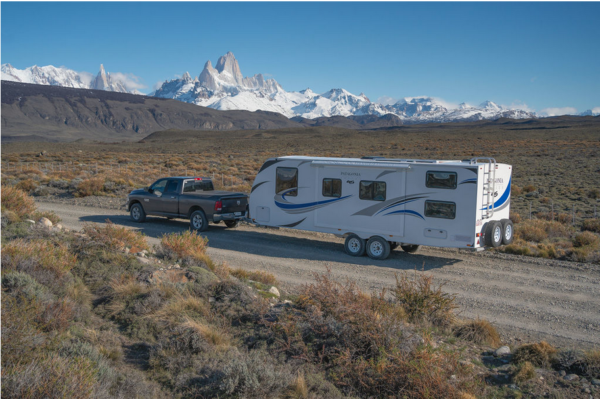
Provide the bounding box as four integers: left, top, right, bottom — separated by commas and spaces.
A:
476, 233, 481, 237
477, 239, 480, 245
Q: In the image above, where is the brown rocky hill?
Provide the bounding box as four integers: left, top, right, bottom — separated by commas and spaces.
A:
1, 81, 302, 142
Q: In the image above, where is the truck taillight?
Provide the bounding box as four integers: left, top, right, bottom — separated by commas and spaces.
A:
215, 200, 222, 212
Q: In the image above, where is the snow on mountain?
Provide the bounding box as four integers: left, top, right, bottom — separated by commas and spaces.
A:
152, 52, 537, 123
1, 63, 135, 94
579, 109, 600, 117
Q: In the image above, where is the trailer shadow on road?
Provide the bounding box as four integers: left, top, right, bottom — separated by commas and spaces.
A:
79, 214, 461, 271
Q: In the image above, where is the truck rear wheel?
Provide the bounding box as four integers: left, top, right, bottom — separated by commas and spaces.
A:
130, 203, 146, 223
401, 244, 420, 254
344, 234, 365, 257
190, 210, 208, 232
224, 220, 239, 228
366, 236, 391, 260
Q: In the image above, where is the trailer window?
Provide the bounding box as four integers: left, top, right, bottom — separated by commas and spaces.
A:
426, 171, 457, 189
322, 178, 342, 197
424, 201, 456, 219
276, 167, 298, 197
359, 181, 386, 201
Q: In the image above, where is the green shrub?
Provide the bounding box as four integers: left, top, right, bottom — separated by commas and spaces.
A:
158, 230, 208, 263
582, 218, 600, 233
513, 361, 535, 383
2, 239, 77, 278
573, 231, 600, 248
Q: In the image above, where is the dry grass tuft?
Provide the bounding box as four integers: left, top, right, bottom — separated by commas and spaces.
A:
513, 341, 557, 368
453, 319, 501, 347
1, 185, 37, 220
159, 230, 208, 262
584, 349, 600, 378
230, 268, 278, 285
2, 239, 77, 278
109, 274, 149, 299
147, 293, 209, 325
283, 372, 308, 399
392, 271, 457, 328
74, 177, 105, 197
82, 220, 148, 252
181, 317, 230, 347
513, 361, 536, 383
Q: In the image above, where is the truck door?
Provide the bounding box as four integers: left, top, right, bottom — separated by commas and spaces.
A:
158, 179, 180, 214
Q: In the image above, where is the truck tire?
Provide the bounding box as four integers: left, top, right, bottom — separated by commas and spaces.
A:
344, 234, 365, 257
224, 220, 239, 228
401, 244, 420, 254
366, 236, 391, 260
130, 203, 146, 223
501, 219, 514, 245
484, 221, 503, 248
190, 210, 208, 232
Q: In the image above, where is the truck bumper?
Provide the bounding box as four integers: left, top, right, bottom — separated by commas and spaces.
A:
213, 213, 245, 222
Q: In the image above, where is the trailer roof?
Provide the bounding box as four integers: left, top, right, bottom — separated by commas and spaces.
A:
278, 156, 505, 167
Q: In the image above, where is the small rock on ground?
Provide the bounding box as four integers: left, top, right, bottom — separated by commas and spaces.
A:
494, 346, 511, 357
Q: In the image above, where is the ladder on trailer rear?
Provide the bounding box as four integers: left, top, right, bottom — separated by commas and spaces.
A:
471, 157, 496, 219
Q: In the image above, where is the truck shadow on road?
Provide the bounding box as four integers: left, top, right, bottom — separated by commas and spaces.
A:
79, 214, 461, 271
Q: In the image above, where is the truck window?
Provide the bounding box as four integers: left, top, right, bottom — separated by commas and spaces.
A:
424, 201, 456, 219
164, 180, 179, 194
426, 171, 457, 189
183, 180, 214, 192
359, 181, 386, 201
150, 179, 168, 194
276, 167, 298, 196
322, 178, 342, 197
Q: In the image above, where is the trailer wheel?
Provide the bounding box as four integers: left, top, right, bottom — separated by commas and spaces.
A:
225, 220, 239, 228
366, 236, 391, 260
130, 203, 146, 223
501, 219, 514, 245
344, 234, 366, 257
401, 244, 420, 254
484, 221, 503, 248
190, 210, 208, 232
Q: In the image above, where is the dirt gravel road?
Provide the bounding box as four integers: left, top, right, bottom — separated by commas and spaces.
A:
37, 201, 600, 349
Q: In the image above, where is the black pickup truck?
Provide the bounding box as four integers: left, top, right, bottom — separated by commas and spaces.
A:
125, 177, 248, 231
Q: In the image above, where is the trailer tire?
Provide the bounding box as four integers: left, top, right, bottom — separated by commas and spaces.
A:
501, 219, 514, 245
224, 220, 239, 228
344, 234, 366, 257
401, 244, 420, 254
190, 210, 208, 232
366, 236, 391, 260
130, 203, 146, 223
484, 221, 503, 248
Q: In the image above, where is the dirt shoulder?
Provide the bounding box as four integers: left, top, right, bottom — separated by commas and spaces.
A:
36, 199, 600, 350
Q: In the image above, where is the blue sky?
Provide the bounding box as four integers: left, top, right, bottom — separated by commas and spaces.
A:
2, 2, 599, 114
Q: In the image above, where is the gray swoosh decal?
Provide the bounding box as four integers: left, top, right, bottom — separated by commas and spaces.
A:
375, 170, 397, 179
280, 218, 306, 228
251, 181, 269, 193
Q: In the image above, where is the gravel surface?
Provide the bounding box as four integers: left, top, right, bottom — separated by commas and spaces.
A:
37, 199, 600, 349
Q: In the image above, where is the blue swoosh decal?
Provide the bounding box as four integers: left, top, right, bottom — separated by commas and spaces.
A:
384, 209, 426, 220
481, 177, 511, 210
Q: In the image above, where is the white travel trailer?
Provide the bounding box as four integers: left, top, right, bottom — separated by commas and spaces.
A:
248, 156, 513, 260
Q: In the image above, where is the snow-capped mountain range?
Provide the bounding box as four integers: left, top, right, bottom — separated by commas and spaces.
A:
3, 53, 597, 122
1, 63, 137, 94
153, 52, 537, 123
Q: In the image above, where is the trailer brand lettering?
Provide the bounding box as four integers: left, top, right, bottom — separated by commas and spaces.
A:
341, 172, 361, 176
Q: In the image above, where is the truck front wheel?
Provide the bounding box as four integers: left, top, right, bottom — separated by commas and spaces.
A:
190, 210, 208, 232
130, 203, 146, 223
